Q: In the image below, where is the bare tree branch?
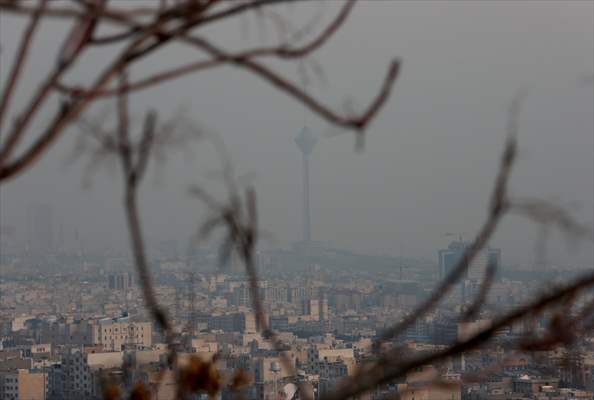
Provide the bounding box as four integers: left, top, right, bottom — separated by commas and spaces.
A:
463, 261, 498, 321
114, 73, 172, 345
509, 198, 593, 241
0, 0, 47, 132
374, 128, 516, 349
75, 73, 179, 377
0, 4, 190, 180
371, 92, 534, 352
0, 0, 399, 183
190, 139, 313, 399
182, 34, 401, 131
6, 4, 590, 400
0, 1, 83, 19
56, 0, 356, 98
323, 271, 594, 400
0, 9, 95, 166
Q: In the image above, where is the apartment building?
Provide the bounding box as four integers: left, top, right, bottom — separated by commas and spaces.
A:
0, 369, 47, 400
91, 318, 152, 352
48, 349, 123, 400
207, 312, 256, 334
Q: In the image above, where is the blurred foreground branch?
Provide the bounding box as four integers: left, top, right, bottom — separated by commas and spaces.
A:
0, 0, 400, 182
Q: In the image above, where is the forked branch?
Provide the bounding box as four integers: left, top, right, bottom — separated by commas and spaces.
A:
0, 0, 400, 183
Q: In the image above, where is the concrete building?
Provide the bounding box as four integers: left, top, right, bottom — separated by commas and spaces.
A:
317, 359, 354, 397
48, 350, 123, 400
398, 382, 461, 400
512, 374, 560, 395
308, 347, 354, 364
207, 312, 256, 334
91, 318, 152, 352
301, 298, 328, 321
38, 318, 94, 347
0, 369, 47, 400
107, 272, 133, 290
398, 365, 461, 400
304, 346, 356, 398
262, 286, 289, 306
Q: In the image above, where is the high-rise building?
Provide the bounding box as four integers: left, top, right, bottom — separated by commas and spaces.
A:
0, 224, 17, 258
301, 296, 328, 321
107, 272, 134, 290
438, 240, 501, 280
27, 203, 54, 255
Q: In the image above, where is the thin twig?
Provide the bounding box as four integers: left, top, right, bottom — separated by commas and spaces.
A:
374, 131, 516, 349
372, 93, 527, 349
0, 0, 47, 133
509, 198, 593, 241
56, 0, 356, 98
323, 271, 594, 400
183, 34, 401, 131
190, 141, 312, 399
0, 1, 83, 19
0, 0, 399, 183
0, 5, 185, 181
463, 262, 498, 321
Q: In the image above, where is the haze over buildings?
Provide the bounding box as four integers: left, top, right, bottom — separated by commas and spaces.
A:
0, 2, 593, 399
26, 204, 54, 256
0, 1, 592, 266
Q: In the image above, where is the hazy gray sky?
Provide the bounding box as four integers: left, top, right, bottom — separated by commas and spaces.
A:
1, 1, 593, 266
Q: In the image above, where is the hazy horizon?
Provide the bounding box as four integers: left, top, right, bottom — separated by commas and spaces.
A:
1, 0, 593, 267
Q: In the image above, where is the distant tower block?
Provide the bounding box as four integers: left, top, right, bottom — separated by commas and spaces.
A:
295, 126, 317, 243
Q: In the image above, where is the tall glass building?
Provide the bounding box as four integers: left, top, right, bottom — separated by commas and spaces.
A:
438, 240, 501, 281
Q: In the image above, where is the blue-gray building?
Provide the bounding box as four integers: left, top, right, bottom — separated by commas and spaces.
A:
438, 240, 501, 280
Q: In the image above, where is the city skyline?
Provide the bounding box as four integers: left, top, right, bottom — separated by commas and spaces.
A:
0, 1, 593, 399
0, 2, 592, 266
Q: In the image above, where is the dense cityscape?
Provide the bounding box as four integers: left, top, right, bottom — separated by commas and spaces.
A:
1, 200, 593, 399
1, 1, 593, 400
